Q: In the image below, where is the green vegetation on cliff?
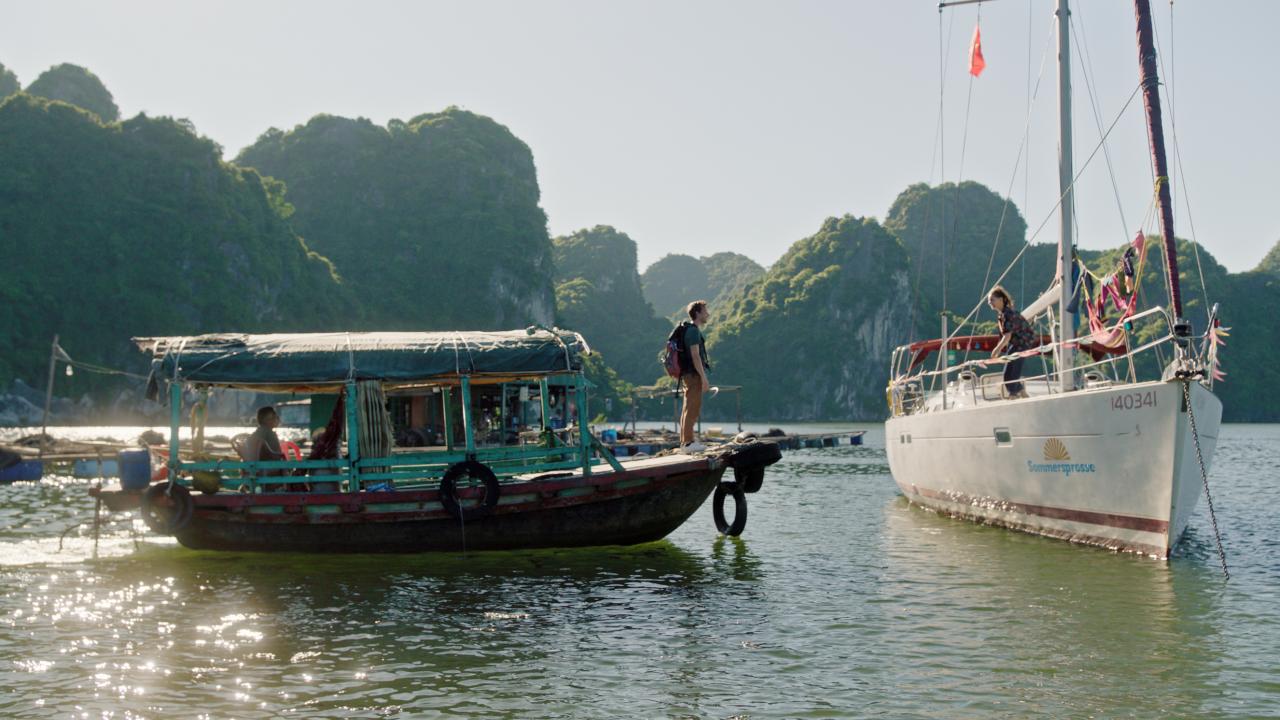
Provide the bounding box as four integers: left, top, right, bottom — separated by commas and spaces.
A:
707, 215, 914, 420
236, 109, 556, 331
552, 225, 668, 386
642, 251, 764, 321
886, 181, 1042, 323
25, 63, 119, 122
0, 63, 18, 101
1255, 239, 1280, 276
0, 93, 346, 395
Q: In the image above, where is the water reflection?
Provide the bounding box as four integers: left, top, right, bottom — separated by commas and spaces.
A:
2, 542, 728, 717
0, 425, 1275, 717
710, 535, 762, 582
877, 496, 1226, 717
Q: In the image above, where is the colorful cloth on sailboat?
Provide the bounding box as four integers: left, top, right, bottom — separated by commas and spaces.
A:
999, 308, 1038, 354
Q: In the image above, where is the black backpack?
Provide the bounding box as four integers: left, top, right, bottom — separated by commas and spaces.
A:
660, 321, 693, 378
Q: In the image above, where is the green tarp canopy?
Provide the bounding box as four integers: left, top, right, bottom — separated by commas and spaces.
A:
134, 329, 589, 388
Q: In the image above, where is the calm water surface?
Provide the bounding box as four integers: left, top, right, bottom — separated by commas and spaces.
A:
0, 424, 1276, 718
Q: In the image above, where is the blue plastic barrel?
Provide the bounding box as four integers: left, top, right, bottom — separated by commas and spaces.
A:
0, 460, 42, 483
118, 450, 152, 490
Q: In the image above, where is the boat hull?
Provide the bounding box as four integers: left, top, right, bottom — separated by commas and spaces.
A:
886, 380, 1221, 557
101, 456, 727, 553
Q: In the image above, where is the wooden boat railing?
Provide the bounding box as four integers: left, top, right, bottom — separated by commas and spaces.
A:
161, 372, 626, 495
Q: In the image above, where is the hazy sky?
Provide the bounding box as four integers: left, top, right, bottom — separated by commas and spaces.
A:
5, 1, 1276, 275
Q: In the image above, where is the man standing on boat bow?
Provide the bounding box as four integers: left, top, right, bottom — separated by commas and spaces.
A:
680, 300, 712, 451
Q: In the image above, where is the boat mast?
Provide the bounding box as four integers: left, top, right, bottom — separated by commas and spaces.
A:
1134, 0, 1186, 338
1056, 0, 1075, 391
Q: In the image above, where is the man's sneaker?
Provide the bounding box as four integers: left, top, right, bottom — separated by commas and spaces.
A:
683, 441, 707, 452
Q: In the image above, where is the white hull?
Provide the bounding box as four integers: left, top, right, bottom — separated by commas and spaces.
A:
886, 380, 1221, 558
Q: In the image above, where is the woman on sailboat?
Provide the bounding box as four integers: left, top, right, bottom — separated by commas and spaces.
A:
987, 286, 1037, 399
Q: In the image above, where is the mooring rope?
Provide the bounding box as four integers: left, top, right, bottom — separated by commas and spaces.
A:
1182, 380, 1228, 579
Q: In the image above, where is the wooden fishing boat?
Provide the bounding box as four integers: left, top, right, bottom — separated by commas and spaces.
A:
93, 329, 780, 552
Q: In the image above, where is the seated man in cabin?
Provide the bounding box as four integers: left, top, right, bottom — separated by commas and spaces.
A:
244, 406, 287, 484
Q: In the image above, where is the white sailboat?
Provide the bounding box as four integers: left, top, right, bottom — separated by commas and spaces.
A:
885, 0, 1223, 558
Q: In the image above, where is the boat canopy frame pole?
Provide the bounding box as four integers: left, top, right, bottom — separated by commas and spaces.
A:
539, 378, 551, 435
1133, 0, 1185, 336
441, 387, 453, 451
1056, 0, 1076, 392
345, 381, 360, 491
168, 382, 182, 479
460, 376, 476, 456
39, 334, 59, 459
575, 372, 591, 477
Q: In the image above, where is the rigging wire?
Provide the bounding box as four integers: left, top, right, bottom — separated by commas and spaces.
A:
978, 14, 1056, 305
943, 81, 1146, 343
1022, 0, 1036, 304
1070, 7, 1131, 244
906, 8, 956, 346
1158, 0, 1213, 325
934, 3, 981, 387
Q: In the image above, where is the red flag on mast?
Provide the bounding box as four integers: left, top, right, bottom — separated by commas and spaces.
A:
969, 24, 986, 77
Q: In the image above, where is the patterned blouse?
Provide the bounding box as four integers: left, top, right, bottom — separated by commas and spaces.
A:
999, 307, 1038, 354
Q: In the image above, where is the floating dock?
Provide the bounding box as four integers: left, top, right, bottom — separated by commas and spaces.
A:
601, 430, 865, 457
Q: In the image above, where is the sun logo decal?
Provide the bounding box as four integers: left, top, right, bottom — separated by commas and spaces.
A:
1043, 438, 1070, 461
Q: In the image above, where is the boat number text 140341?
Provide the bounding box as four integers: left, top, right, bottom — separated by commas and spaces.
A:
1111, 391, 1157, 411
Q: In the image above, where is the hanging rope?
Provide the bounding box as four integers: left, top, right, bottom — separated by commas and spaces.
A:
1159, 0, 1213, 325
1181, 380, 1228, 579
1071, 8, 1132, 243
942, 81, 1146, 346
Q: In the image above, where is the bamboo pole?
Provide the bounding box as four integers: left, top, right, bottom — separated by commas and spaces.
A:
39, 334, 59, 459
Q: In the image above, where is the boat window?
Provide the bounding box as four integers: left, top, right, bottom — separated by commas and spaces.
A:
993, 428, 1013, 446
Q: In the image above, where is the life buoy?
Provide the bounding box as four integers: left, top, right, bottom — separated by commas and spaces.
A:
280, 441, 302, 461
712, 480, 747, 536
140, 483, 194, 534
439, 461, 501, 521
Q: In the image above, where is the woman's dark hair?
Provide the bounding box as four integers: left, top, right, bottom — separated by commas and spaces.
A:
989, 285, 1015, 309
687, 300, 708, 321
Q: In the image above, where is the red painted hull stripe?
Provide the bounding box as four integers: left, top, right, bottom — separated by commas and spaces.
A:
913, 486, 1169, 534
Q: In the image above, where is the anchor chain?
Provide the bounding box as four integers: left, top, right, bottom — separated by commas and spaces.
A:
1182, 380, 1228, 579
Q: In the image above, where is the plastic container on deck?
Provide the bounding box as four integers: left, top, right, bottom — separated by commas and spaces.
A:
118, 450, 152, 491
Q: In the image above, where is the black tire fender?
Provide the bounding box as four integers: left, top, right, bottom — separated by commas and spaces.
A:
140, 482, 193, 534
439, 461, 501, 521
733, 465, 766, 494
726, 441, 782, 469
712, 480, 747, 536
